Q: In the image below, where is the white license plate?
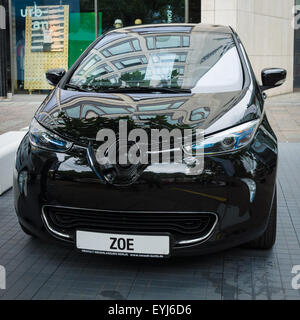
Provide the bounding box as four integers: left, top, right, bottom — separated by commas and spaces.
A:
76, 230, 170, 258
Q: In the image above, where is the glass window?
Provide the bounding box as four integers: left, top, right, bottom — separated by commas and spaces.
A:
82, 59, 98, 71
113, 56, 146, 70
146, 37, 155, 49
68, 29, 243, 93
170, 101, 184, 109
91, 69, 101, 76
132, 39, 141, 51
156, 35, 181, 49
101, 50, 111, 57
65, 106, 81, 118
122, 57, 143, 67
100, 106, 130, 114
114, 62, 123, 69
177, 67, 184, 75
138, 104, 171, 111
179, 54, 186, 62
95, 68, 107, 76
183, 36, 190, 47
107, 41, 133, 55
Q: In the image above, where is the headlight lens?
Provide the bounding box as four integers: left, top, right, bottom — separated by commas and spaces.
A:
29, 118, 73, 152
184, 119, 260, 155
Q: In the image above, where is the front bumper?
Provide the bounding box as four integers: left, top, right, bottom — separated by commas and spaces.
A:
13, 121, 278, 256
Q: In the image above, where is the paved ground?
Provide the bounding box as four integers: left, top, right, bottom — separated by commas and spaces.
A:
1, 92, 300, 141
0, 143, 300, 300
265, 92, 300, 142
0, 95, 45, 135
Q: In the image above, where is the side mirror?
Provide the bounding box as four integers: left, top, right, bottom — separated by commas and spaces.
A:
261, 68, 286, 91
45, 68, 66, 86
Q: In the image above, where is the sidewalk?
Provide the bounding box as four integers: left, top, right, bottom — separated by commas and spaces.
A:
0, 94, 46, 135
265, 92, 300, 142
0, 92, 300, 142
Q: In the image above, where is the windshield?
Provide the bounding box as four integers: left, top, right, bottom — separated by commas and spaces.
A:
68, 28, 244, 93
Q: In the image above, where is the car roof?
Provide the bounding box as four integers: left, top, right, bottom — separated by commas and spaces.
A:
118, 23, 233, 34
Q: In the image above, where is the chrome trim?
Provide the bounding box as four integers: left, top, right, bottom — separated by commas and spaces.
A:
42, 204, 218, 246
41, 207, 71, 240
86, 145, 104, 181
177, 213, 218, 245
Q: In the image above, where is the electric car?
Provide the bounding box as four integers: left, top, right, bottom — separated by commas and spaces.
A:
13, 24, 285, 257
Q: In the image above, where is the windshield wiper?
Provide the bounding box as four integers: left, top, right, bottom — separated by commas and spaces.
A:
64, 83, 89, 92
143, 87, 191, 94
89, 86, 191, 94
64, 84, 191, 94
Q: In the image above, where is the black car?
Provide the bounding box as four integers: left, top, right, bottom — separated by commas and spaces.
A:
14, 24, 286, 257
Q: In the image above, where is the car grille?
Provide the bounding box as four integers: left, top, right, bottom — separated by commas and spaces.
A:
43, 206, 217, 245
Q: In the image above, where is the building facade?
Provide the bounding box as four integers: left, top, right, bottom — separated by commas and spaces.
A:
202, 0, 296, 96
0, 0, 298, 97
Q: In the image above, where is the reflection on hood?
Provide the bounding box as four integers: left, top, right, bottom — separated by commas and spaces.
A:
36, 87, 260, 143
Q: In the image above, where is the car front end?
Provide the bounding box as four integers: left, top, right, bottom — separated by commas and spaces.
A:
13, 23, 282, 257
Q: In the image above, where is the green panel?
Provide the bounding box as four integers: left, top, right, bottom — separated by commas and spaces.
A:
68, 12, 102, 68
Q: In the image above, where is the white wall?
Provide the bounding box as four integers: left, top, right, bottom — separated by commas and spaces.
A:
201, 0, 295, 96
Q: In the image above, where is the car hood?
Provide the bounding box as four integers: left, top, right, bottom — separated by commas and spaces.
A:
36, 86, 261, 143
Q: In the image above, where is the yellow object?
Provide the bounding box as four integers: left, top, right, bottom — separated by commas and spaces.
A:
114, 19, 123, 29
134, 19, 142, 25
24, 5, 69, 91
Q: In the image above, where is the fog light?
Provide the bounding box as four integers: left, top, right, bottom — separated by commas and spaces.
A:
18, 170, 28, 196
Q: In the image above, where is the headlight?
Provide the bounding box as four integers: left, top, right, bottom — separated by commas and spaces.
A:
29, 118, 73, 152
184, 119, 260, 155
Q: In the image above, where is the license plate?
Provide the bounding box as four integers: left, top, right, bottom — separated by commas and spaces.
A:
76, 230, 170, 258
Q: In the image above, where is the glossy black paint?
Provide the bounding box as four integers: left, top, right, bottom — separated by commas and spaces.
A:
261, 68, 287, 91
14, 24, 280, 256
45, 68, 66, 86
